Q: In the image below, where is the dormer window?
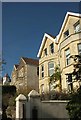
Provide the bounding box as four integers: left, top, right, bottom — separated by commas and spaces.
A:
64, 30, 69, 38
50, 43, 54, 54
74, 20, 80, 33
44, 48, 47, 56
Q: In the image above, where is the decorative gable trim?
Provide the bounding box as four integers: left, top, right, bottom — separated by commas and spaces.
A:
57, 12, 81, 42
37, 33, 55, 58
14, 64, 19, 70
21, 57, 26, 64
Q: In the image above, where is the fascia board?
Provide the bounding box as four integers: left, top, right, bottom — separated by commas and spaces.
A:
57, 12, 81, 42
37, 33, 55, 58
21, 57, 26, 64
14, 65, 17, 70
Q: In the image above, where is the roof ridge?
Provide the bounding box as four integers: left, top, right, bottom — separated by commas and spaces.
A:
22, 56, 38, 60
21, 57, 39, 66
67, 11, 81, 16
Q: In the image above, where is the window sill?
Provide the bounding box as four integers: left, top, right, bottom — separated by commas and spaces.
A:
62, 63, 73, 71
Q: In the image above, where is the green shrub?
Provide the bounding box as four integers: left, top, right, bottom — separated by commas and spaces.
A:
49, 91, 70, 100
66, 87, 81, 120
2, 85, 16, 95
40, 90, 70, 100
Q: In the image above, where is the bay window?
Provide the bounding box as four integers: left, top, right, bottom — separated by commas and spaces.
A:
48, 62, 54, 76
65, 48, 70, 66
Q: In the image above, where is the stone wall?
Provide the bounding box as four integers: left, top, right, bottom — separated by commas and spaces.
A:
15, 90, 69, 119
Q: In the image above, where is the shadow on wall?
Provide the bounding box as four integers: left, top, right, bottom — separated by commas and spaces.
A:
15, 90, 69, 119
32, 100, 69, 119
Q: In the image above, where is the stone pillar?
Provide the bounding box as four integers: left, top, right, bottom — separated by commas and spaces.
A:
28, 90, 40, 118
15, 94, 27, 119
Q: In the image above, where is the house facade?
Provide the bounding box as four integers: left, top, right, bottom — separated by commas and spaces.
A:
37, 33, 59, 94
58, 12, 81, 91
37, 12, 81, 94
11, 57, 39, 93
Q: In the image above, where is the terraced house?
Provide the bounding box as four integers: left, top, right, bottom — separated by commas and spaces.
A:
37, 33, 59, 94
11, 57, 39, 93
37, 12, 81, 94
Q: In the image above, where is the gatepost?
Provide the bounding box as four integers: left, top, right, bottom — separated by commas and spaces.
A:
28, 90, 40, 119
15, 94, 27, 120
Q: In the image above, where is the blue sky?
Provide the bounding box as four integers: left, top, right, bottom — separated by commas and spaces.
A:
2, 2, 80, 77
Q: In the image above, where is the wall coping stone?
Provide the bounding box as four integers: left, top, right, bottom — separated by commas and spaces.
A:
42, 100, 69, 103
15, 94, 27, 101
28, 90, 40, 97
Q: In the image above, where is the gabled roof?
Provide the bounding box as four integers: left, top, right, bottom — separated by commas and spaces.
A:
14, 64, 19, 70
37, 33, 55, 58
57, 12, 81, 42
21, 57, 39, 66
37, 12, 81, 58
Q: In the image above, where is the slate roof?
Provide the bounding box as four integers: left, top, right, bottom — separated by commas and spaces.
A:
47, 33, 55, 39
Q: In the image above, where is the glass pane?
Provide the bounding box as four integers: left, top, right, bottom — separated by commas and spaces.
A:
41, 65, 44, 71
50, 43, 53, 49
78, 44, 81, 50
65, 49, 70, 56
42, 72, 44, 78
64, 30, 69, 37
74, 20, 80, 32
78, 44, 81, 54
49, 63, 54, 68
50, 43, 54, 53
65, 48, 70, 65
75, 24, 80, 32
49, 69, 54, 76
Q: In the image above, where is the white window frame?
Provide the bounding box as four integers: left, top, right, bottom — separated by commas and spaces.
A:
78, 43, 81, 55
64, 30, 69, 38
50, 43, 54, 54
41, 65, 44, 78
65, 48, 70, 66
48, 62, 54, 76
74, 20, 80, 33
